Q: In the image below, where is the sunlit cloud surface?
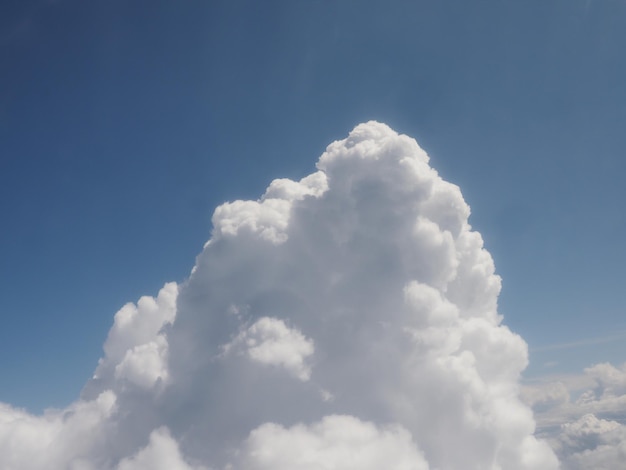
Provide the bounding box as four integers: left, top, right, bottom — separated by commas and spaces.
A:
3, 122, 623, 468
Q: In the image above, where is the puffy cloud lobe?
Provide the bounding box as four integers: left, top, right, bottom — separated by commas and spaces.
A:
92, 282, 178, 391
114, 336, 170, 389
0, 391, 116, 470
222, 317, 315, 381
0, 122, 561, 469
233, 415, 429, 470
104, 282, 178, 361
212, 171, 328, 245
116, 427, 204, 470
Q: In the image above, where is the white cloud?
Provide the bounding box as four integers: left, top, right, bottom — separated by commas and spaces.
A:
116, 427, 204, 470
104, 282, 178, 362
0, 391, 116, 470
523, 361, 626, 468
525, 362, 626, 429
0, 122, 561, 469
222, 316, 315, 381
233, 415, 429, 470
114, 336, 170, 389
93, 282, 178, 387
554, 414, 626, 470
210, 170, 329, 246
585, 362, 626, 397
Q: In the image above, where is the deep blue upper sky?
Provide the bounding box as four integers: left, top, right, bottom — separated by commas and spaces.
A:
2, 0, 626, 412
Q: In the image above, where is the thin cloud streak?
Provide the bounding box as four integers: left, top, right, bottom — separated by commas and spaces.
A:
530, 329, 626, 352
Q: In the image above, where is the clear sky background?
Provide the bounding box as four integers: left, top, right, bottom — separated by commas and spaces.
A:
1, 0, 625, 413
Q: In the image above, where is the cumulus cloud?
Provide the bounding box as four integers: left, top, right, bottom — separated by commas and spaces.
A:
117, 427, 204, 470
91, 282, 178, 392
0, 391, 116, 470
554, 414, 626, 470
233, 415, 428, 470
524, 362, 626, 429
222, 316, 315, 381
0, 122, 561, 469
523, 361, 626, 468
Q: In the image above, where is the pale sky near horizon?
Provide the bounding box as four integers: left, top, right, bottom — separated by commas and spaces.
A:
2, 0, 625, 417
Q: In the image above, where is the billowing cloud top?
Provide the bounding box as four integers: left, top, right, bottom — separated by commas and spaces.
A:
0, 122, 561, 469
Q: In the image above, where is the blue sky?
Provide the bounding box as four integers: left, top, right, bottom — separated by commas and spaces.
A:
1, 0, 625, 414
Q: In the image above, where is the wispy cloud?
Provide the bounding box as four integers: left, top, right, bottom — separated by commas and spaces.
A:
531, 329, 626, 352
